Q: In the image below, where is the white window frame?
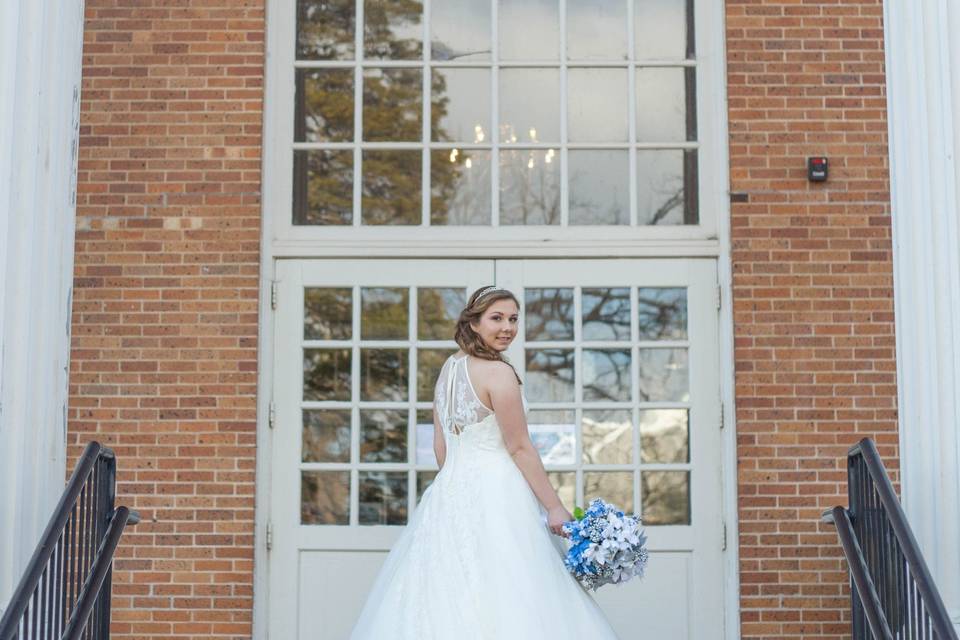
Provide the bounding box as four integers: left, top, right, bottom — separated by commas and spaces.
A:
262, 0, 731, 258
255, 1, 740, 638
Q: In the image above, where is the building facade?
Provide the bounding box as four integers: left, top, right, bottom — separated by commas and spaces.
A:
1, 0, 954, 638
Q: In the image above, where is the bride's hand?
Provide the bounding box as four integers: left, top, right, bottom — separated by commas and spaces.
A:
547, 505, 573, 537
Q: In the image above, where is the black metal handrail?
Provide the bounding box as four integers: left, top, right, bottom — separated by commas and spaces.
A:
823, 437, 958, 640
0, 442, 138, 640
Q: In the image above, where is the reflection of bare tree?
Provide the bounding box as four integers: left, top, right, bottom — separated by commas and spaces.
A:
568, 164, 627, 225
524, 288, 573, 340
581, 411, 632, 465
582, 288, 630, 339
582, 350, 630, 401
637, 288, 687, 340
641, 471, 689, 525
526, 349, 575, 401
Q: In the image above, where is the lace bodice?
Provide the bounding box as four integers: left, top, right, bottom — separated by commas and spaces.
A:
434, 354, 527, 435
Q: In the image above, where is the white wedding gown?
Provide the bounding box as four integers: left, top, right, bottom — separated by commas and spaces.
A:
349, 354, 619, 639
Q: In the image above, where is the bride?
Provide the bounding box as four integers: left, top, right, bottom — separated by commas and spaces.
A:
349, 286, 619, 639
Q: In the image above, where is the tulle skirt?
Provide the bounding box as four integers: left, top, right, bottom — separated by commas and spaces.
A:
349, 430, 620, 639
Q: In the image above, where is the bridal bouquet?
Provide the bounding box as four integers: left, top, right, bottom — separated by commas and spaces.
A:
560, 498, 649, 591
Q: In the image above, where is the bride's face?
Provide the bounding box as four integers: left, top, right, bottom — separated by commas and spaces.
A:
471, 298, 519, 352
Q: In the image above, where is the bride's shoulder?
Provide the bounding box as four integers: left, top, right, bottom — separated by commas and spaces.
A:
470, 357, 519, 387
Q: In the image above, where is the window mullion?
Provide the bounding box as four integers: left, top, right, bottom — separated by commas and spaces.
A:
559, 0, 568, 228
490, 0, 500, 227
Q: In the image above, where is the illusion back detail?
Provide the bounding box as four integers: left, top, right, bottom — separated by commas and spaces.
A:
434, 354, 528, 436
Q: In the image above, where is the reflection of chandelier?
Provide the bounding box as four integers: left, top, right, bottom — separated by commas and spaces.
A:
473, 124, 485, 143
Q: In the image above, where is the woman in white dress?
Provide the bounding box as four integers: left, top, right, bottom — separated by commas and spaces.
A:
349, 286, 620, 639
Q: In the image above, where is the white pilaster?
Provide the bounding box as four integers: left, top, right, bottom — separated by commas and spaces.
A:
0, 0, 85, 614
884, 0, 960, 629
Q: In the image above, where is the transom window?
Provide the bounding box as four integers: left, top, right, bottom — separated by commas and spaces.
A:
291, 0, 699, 227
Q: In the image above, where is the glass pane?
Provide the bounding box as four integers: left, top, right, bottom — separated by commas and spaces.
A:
431, 69, 491, 143
364, 0, 423, 60
418, 348, 455, 401
295, 69, 354, 142
567, 68, 628, 142
305, 287, 352, 340
431, 0, 491, 61
567, 0, 627, 60
363, 68, 422, 141
639, 409, 688, 463
302, 409, 351, 462
525, 349, 574, 402
584, 471, 633, 513
418, 287, 466, 339
292, 150, 353, 225
499, 0, 559, 61
582, 287, 630, 341
568, 150, 629, 225
301, 471, 350, 524
362, 149, 422, 225
637, 348, 688, 402
636, 149, 698, 225
499, 149, 561, 225
636, 67, 697, 142
359, 471, 408, 525
360, 409, 407, 462
634, 0, 692, 60
525, 288, 574, 341
304, 348, 352, 401
360, 348, 409, 401
582, 409, 632, 464
499, 69, 560, 143
431, 149, 492, 225
416, 410, 437, 465
361, 287, 408, 339
642, 470, 689, 525
638, 287, 687, 340
417, 470, 439, 502
583, 349, 631, 401
528, 410, 575, 464
297, 0, 355, 60
548, 471, 576, 513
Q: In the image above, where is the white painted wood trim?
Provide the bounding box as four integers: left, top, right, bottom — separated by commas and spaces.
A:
884, 0, 960, 629
0, 0, 84, 615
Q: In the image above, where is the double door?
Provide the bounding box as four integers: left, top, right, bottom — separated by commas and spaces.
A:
268, 258, 724, 638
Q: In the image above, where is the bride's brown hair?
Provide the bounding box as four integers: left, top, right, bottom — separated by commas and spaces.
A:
454, 286, 522, 384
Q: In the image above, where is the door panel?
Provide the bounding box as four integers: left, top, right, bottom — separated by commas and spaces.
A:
269, 258, 724, 639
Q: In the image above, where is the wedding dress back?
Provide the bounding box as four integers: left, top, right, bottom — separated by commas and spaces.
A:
349, 353, 619, 639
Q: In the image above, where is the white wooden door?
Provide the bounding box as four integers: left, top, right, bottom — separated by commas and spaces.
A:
268, 258, 724, 638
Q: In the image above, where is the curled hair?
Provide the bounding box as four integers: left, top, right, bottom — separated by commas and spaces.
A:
454, 287, 522, 384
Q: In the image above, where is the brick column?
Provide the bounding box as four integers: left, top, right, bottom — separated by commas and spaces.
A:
70, 2, 264, 637
726, 1, 898, 637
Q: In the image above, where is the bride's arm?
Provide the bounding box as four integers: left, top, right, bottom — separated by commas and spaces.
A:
432, 401, 446, 469
488, 367, 564, 513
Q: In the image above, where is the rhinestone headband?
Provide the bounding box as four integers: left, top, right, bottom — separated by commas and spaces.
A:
474, 285, 507, 301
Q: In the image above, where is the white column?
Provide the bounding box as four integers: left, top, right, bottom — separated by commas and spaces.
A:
884, 0, 960, 629
0, 0, 85, 614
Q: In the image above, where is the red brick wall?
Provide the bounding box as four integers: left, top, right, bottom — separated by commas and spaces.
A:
726, 1, 898, 637
70, 1, 264, 637
68, 0, 899, 638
